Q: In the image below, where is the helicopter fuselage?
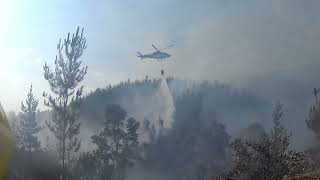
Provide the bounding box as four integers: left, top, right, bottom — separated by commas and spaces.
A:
138, 51, 171, 60
137, 44, 172, 60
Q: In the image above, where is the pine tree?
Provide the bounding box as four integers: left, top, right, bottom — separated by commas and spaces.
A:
228, 103, 308, 180
306, 88, 320, 166
43, 26, 87, 180
306, 88, 320, 135
272, 101, 285, 137
18, 85, 41, 154
91, 104, 140, 180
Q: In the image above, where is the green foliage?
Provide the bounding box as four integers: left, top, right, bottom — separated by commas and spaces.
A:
43, 26, 87, 179
18, 85, 41, 153
91, 104, 140, 180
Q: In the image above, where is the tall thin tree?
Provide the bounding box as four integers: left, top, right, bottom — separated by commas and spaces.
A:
19, 85, 41, 155
43, 26, 87, 180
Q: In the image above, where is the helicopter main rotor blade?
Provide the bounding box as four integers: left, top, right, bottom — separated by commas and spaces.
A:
152, 44, 160, 51
160, 44, 174, 51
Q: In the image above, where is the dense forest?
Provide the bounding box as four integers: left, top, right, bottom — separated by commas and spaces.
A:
3, 27, 320, 180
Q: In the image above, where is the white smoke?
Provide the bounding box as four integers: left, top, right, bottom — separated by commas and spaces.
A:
118, 77, 175, 143
127, 161, 174, 180
34, 77, 177, 150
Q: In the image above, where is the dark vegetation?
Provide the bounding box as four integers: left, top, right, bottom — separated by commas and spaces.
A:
224, 103, 309, 180
4, 27, 320, 180
305, 88, 320, 167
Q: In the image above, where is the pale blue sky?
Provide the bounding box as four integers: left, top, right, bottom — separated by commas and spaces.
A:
1, 0, 320, 111
0, 0, 228, 110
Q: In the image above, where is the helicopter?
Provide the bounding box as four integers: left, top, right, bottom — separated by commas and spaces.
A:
137, 44, 173, 61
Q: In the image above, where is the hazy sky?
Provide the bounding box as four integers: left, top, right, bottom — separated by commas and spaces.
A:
1, 0, 320, 112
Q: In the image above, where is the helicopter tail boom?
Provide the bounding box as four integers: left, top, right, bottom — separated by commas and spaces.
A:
137, 52, 143, 59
